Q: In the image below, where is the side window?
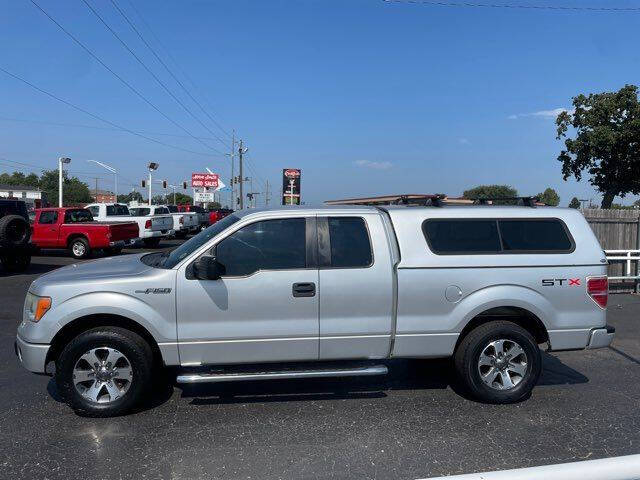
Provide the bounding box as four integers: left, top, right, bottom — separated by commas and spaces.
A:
423, 220, 501, 254
88, 206, 99, 217
106, 205, 116, 216
215, 218, 306, 276
327, 217, 372, 268
499, 219, 573, 252
38, 211, 58, 224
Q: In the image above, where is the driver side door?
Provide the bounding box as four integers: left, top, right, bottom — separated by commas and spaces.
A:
175, 215, 319, 366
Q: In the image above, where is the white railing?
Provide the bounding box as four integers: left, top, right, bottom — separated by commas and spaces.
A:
419, 453, 640, 480
605, 249, 640, 281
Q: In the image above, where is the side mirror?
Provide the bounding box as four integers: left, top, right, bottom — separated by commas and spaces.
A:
192, 256, 226, 280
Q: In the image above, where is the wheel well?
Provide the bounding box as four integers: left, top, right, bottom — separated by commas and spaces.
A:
456, 306, 549, 348
46, 314, 163, 367
66, 234, 88, 247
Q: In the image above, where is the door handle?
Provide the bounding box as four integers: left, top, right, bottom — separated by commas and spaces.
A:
292, 282, 316, 298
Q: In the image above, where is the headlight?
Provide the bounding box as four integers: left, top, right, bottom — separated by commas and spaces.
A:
24, 293, 52, 322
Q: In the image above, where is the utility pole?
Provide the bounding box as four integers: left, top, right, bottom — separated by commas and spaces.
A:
265, 180, 270, 206
238, 139, 244, 209
229, 130, 235, 211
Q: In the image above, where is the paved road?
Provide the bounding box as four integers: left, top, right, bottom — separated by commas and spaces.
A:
1, 245, 639, 480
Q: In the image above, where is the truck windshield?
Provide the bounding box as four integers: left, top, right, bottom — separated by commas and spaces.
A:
64, 209, 93, 223
153, 214, 240, 269
130, 208, 150, 216
154, 207, 169, 215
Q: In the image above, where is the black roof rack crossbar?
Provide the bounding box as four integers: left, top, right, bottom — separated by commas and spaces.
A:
392, 194, 446, 207
471, 196, 539, 208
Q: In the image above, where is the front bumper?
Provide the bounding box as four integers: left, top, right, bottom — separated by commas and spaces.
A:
586, 325, 615, 349
15, 335, 49, 373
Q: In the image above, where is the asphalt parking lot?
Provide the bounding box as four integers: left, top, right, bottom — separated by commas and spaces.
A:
1, 242, 639, 480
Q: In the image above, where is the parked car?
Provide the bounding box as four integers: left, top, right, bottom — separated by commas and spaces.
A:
0, 198, 33, 272
86, 203, 173, 248
165, 205, 199, 238
30, 208, 139, 259
16, 204, 613, 416
208, 207, 233, 226
177, 204, 208, 230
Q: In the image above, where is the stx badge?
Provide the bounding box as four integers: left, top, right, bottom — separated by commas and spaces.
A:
135, 288, 172, 294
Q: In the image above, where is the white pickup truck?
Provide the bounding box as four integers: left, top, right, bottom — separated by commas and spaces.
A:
165, 205, 199, 238
86, 203, 173, 248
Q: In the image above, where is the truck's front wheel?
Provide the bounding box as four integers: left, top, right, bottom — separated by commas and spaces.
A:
56, 327, 153, 417
454, 321, 542, 404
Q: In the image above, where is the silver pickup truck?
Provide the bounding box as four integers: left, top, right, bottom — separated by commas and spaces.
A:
16, 205, 614, 416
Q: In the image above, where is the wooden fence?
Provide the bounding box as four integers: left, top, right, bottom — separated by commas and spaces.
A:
583, 208, 640, 291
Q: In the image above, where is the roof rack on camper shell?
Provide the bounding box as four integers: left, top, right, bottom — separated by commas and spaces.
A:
325, 194, 543, 208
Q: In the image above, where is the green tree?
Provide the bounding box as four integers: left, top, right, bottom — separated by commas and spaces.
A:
462, 185, 518, 205
556, 85, 640, 209
39, 169, 93, 206
536, 187, 560, 206
569, 197, 581, 209
0, 171, 39, 187
117, 191, 144, 203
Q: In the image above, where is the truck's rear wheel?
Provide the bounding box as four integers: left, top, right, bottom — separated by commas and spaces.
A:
55, 327, 153, 417
454, 320, 542, 404
69, 237, 90, 259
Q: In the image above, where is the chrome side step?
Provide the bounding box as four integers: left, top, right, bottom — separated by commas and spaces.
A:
176, 364, 388, 384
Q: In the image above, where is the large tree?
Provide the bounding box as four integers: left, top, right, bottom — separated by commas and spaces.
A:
462, 185, 518, 205
536, 187, 560, 206
556, 84, 640, 209
39, 169, 93, 205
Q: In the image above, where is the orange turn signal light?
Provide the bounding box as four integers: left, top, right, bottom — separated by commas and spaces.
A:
34, 297, 51, 322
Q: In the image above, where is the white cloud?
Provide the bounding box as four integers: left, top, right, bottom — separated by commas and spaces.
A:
354, 160, 393, 170
458, 138, 470, 145
508, 107, 574, 120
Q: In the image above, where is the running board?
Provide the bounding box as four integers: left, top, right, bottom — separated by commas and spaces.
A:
176, 364, 388, 384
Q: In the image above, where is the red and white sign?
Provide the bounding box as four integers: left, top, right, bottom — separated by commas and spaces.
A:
191, 173, 219, 188
284, 169, 301, 178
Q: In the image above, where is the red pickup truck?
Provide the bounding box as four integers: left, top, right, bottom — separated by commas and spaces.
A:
31, 208, 139, 259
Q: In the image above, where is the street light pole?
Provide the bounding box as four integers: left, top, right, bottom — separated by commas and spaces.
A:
87, 160, 117, 200
58, 157, 71, 207
147, 162, 159, 206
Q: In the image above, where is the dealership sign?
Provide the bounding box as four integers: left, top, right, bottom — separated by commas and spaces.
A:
191, 173, 219, 188
194, 192, 215, 203
282, 168, 302, 205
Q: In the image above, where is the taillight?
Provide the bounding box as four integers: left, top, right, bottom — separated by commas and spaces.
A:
587, 276, 608, 309
179, 216, 184, 224
145, 219, 152, 229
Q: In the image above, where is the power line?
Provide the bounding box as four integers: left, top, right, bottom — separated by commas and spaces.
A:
382, 0, 640, 11
79, 0, 230, 153
0, 65, 221, 158
28, 0, 226, 157
0, 116, 224, 142
123, 0, 233, 140
109, 0, 233, 146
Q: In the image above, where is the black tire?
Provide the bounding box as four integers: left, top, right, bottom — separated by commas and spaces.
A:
454, 320, 542, 404
55, 327, 153, 417
0, 214, 30, 247
68, 237, 91, 259
143, 238, 161, 248
175, 231, 187, 239
104, 247, 123, 256
0, 252, 31, 272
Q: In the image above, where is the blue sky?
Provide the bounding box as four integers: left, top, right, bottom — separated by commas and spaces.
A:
1, 0, 639, 206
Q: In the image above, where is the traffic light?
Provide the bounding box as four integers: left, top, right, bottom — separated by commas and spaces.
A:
141, 179, 146, 188
162, 180, 167, 189
182, 181, 187, 189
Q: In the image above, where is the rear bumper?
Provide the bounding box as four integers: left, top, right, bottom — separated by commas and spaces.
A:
108, 238, 137, 248
586, 325, 615, 349
15, 335, 49, 373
